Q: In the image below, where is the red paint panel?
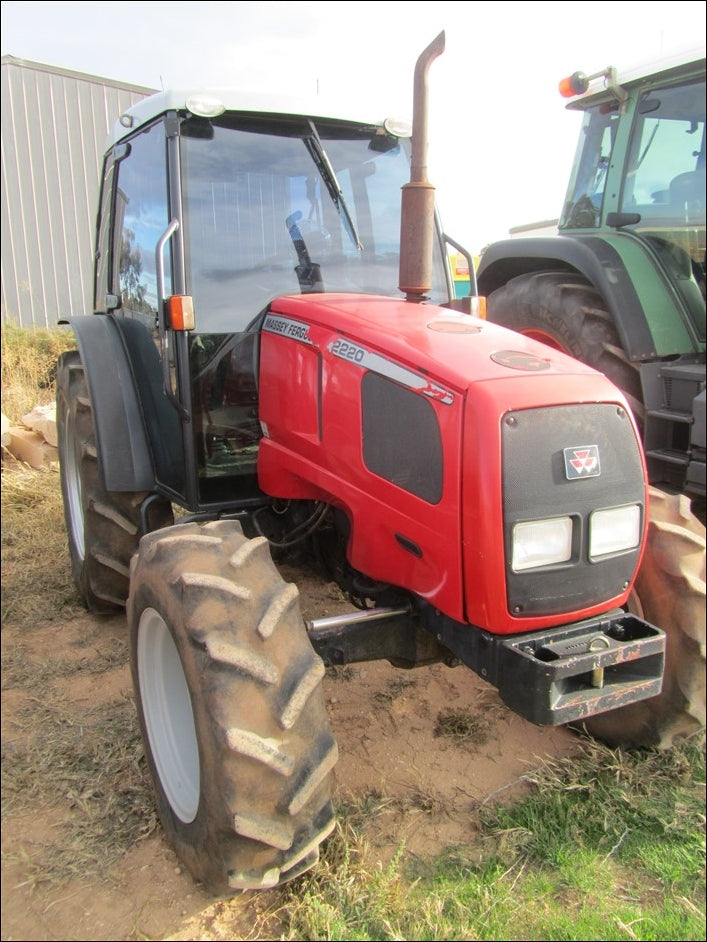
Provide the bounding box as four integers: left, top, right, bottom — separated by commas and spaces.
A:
257, 293, 645, 633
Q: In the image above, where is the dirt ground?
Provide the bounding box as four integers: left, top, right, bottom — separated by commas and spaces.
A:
1, 566, 581, 942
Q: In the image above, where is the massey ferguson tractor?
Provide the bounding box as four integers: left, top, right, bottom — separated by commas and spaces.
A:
477, 46, 706, 755
58, 34, 672, 896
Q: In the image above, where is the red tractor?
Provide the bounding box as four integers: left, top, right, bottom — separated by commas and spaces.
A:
58, 34, 666, 896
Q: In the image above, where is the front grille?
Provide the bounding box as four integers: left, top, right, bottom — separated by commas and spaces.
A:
502, 403, 645, 616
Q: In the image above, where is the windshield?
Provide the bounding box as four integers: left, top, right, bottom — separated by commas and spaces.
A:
560, 75, 705, 311
560, 103, 618, 229
179, 113, 448, 333
560, 77, 706, 233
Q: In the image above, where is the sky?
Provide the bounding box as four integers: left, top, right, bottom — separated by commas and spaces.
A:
2, 0, 705, 253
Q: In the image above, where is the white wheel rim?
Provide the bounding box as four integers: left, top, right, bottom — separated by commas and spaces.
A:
137, 607, 200, 823
63, 408, 85, 560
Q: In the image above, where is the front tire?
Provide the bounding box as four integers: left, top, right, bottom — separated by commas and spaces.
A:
577, 487, 706, 748
56, 350, 174, 611
128, 519, 338, 895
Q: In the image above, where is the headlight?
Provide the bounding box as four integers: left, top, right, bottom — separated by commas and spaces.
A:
589, 504, 641, 560
512, 516, 573, 572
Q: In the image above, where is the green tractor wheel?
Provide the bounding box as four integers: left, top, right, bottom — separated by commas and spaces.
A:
486, 270, 645, 426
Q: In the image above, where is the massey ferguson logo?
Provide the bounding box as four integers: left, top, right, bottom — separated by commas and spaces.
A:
564, 445, 601, 479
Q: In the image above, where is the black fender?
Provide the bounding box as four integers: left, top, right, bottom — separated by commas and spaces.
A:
66, 314, 183, 492
476, 235, 656, 361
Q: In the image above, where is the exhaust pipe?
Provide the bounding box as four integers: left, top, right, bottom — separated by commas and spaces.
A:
398, 30, 445, 303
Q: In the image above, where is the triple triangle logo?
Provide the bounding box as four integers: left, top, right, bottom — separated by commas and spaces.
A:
563, 445, 601, 479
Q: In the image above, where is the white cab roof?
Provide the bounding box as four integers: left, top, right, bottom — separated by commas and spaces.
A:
108, 87, 400, 147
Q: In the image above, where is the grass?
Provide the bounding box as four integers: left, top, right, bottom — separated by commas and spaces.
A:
1, 326, 705, 940
1, 689, 158, 885
268, 736, 705, 941
1, 324, 84, 627
0, 463, 85, 625
1, 322, 76, 423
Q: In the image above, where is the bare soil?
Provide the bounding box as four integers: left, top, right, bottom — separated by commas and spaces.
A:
1, 567, 581, 942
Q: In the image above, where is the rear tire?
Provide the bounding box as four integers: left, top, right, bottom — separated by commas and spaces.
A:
127, 519, 338, 896
56, 350, 174, 612
576, 487, 706, 748
486, 271, 645, 426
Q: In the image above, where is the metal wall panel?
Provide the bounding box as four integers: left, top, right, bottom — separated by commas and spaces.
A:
1, 56, 155, 329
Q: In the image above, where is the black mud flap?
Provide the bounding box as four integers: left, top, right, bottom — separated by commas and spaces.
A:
497, 613, 665, 726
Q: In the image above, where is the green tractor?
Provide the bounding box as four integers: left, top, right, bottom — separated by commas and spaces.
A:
476, 46, 705, 748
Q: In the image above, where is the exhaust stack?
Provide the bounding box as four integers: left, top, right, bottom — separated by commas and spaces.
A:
398, 31, 445, 303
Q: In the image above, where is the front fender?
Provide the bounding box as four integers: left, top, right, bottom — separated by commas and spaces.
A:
477, 234, 701, 360
66, 315, 168, 492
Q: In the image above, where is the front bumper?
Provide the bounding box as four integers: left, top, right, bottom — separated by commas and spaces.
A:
432, 609, 665, 726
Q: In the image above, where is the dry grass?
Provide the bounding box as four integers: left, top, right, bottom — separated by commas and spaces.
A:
1, 326, 157, 890
2, 632, 128, 689
1, 574, 155, 891
1, 476, 148, 890
433, 685, 511, 753
1, 463, 83, 626
1, 692, 157, 886
335, 782, 449, 825
373, 675, 418, 703
1, 324, 83, 625
1, 322, 75, 423
434, 706, 494, 748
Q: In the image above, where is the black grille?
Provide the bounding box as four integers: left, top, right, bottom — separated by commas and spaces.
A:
502, 403, 645, 616
361, 372, 443, 503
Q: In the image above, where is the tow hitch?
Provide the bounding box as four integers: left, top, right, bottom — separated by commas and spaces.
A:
497, 614, 665, 725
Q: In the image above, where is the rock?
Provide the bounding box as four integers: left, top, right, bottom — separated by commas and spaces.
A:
21, 403, 57, 447
6, 425, 59, 470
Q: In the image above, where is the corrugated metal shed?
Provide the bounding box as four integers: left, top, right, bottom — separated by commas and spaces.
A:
1, 56, 156, 329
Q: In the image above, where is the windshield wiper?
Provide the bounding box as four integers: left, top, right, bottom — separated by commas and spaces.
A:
304, 121, 363, 251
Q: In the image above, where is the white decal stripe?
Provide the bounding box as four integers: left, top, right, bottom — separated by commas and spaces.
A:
328, 338, 454, 405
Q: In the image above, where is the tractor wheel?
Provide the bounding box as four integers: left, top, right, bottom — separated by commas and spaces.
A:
576, 487, 706, 749
486, 271, 645, 427
56, 350, 174, 612
127, 519, 338, 896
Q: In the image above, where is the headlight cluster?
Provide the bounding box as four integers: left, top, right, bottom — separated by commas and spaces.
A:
511, 504, 641, 573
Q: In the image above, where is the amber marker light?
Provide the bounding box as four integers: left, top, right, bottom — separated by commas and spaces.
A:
559, 71, 590, 97
167, 296, 195, 331
471, 295, 487, 319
